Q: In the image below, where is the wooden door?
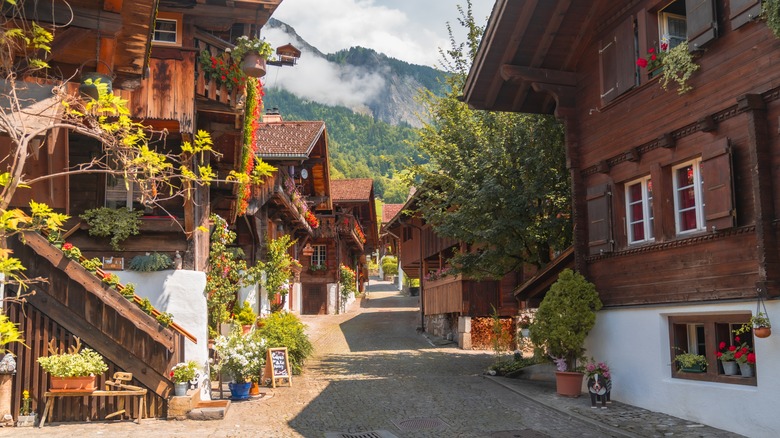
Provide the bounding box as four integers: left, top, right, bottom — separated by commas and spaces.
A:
303, 284, 327, 315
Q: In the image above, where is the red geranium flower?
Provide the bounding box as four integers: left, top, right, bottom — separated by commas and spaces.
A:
636, 57, 648, 68
747, 352, 756, 364
650, 54, 657, 61
648, 47, 655, 53
63, 243, 73, 250
735, 336, 740, 342
729, 345, 737, 351
735, 351, 743, 360
716, 351, 723, 358
719, 341, 726, 349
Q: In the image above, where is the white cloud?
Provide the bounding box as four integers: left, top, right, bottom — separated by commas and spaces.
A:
262, 26, 386, 111
269, 0, 475, 67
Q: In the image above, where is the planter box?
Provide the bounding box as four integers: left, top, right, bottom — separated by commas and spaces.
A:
49, 375, 96, 392
17, 414, 36, 427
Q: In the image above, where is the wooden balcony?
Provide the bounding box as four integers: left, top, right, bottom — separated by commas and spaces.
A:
423, 274, 500, 317
194, 34, 243, 113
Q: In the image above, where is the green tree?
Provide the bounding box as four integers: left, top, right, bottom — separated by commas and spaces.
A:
408, 1, 571, 279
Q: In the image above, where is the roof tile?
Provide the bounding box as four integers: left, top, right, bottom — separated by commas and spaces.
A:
331, 179, 374, 202
255, 121, 325, 157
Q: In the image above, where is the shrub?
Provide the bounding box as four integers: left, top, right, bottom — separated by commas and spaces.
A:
256, 311, 312, 375
234, 301, 257, 326
381, 256, 398, 276
80, 207, 142, 251
38, 348, 108, 377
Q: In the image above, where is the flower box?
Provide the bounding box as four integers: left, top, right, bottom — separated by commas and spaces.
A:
49, 375, 97, 392
680, 364, 705, 373
16, 414, 36, 427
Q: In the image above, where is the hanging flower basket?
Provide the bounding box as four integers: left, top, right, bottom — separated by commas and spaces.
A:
241, 52, 267, 78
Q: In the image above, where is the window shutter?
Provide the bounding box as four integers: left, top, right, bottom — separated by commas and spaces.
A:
615, 16, 637, 96
599, 16, 635, 104
701, 138, 735, 231
686, 0, 718, 50
599, 36, 618, 103
729, 0, 761, 30
587, 183, 613, 255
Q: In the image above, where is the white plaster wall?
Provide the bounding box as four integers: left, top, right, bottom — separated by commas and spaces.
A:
114, 270, 208, 368
584, 300, 780, 437
398, 267, 405, 291
237, 283, 260, 316
291, 282, 301, 314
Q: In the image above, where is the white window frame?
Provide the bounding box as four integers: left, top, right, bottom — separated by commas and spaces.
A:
672, 158, 705, 235
660, 12, 687, 50
311, 244, 326, 267
625, 175, 654, 244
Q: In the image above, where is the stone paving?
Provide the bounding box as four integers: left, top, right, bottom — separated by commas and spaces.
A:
0, 279, 743, 438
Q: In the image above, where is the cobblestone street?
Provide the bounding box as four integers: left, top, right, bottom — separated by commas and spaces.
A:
0, 279, 741, 437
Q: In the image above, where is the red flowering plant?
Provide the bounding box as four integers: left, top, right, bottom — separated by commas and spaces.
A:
716, 339, 737, 362
198, 50, 246, 92
61, 242, 82, 260
305, 211, 319, 229
636, 41, 669, 72
732, 338, 755, 365
582, 359, 611, 380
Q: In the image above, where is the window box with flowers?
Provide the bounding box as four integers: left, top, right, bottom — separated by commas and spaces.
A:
636, 40, 699, 94
198, 50, 245, 92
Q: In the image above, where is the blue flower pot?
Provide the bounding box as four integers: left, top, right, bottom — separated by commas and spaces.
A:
229, 381, 251, 400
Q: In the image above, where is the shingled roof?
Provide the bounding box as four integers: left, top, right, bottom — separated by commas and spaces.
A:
331, 179, 374, 202
255, 121, 325, 158
382, 204, 403, 224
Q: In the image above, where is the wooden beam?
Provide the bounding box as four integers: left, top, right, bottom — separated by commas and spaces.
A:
18, 2, 122, 34
500, 65, 579, 87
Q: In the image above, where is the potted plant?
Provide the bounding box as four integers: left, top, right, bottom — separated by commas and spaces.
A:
636, 40, 699, 94
230, 35, 274, 78
213, 328, 265, 400
734, 312, 772, 338
733, 341, 756, 377
529, 269, 603, 397
716, 340, 739, 375
17, 389, 35, 427
170, 360, 198, 397
37, 338, 108, 391
674, 352, 707, 373
234, 301, 257, 334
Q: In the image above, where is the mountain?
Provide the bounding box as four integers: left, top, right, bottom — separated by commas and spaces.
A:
264, 18, 447, 128
261, 19, 449, 202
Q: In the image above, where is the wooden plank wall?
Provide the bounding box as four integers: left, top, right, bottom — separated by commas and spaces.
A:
424, 276, 462, 315
462, 280, 500, 317
5, 302, 167, 422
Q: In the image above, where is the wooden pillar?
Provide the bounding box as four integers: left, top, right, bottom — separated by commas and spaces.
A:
739, 94, 780, 297
558, 108, 588, 277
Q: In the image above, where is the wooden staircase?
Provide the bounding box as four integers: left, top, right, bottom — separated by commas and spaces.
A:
5, 231, 187, 421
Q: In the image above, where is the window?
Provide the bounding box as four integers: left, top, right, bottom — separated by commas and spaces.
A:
672, 159, 705, 235
153, 12, 182, 46
402, 226, 413, 242
311, 244, 326, 267
625, 176, 654, 244
105, 175, 141, 210
669, 314, 755, 385
659, 1, 688, 50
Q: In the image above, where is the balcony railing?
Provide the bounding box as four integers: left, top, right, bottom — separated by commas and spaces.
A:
194, 34, 243, 109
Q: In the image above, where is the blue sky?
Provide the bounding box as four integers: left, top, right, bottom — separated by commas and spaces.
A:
269, 0, 494, 67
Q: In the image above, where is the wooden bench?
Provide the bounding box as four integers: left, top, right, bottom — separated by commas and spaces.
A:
39, 372, 148, 427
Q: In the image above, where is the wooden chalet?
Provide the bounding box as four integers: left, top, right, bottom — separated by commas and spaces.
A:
329, 178, 379, 292
249, 110, 333, 314
1, 0, 283, 422
464, 0, 780, 434
383, 192, 520, 345
379, 203, 404, 283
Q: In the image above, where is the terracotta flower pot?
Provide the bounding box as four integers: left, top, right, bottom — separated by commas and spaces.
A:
241, 53, 267, 78
555, 371, 584, 397
49, 375, 96, 392
249, 381, 260, 396
754, 327, 771, 338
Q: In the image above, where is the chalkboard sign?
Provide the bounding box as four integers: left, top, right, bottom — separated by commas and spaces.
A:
265, 347, 292, 388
